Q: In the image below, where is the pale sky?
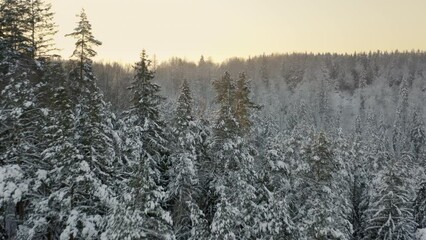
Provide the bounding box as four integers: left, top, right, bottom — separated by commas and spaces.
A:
49, 0, 426, 64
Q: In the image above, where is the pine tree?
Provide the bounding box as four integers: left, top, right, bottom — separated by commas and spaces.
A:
0, 0, 32, 55
65, 9, 101, 81
234, 72, 258, 136
212, 71, 237, 142
27, 0, 58, 59
44, 10, 117, 239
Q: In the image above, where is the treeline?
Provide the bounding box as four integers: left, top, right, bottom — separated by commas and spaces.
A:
1, 1, 426, 240
93, 49, 426, 126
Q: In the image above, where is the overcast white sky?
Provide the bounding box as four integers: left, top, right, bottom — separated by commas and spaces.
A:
49, 0, 426, 64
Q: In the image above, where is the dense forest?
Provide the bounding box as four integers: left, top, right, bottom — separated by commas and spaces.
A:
1, 0, 426, 240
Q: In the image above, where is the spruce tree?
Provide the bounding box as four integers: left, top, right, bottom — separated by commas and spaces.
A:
252, 132, 295, 239
17, 61, 75, 240
349, 122, 369, 240
48, 10, 117, 239
0, 18, 43, 237
209, 72, 258, 239
363, 153, 416, 240
167, 79, 207, 239
106, 50, 173, 239
298, 131, 352, 239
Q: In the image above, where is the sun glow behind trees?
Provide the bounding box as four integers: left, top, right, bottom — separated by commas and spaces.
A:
47, 0, 426, 64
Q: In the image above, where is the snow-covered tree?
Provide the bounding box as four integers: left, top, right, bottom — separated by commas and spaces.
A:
167, 79, 208, 239
106, 50, 173, 239
16, 61, 73, 240
349, 121, 370, 240
298, 131, 352, 239
0, 38, 43, 239
364, 153, 416, 240
209, 71, 259, 239
43, 10, 118, 239
251, 132, 295, 239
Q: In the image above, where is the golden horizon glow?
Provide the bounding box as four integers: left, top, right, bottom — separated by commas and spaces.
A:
49, 0, 426, 64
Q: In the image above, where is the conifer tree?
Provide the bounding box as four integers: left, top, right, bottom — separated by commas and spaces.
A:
27, 0, 58, 59
0, 0, 32, 55
363, 153, 416, 240
209, 72, 258, 239
260, 54, 269, 89
17, 61, 75, 240
234, 72, 258, 136
65, 9, 101, 80
298, 131, 352, 239
212, 71, 237, 141
252, 132, 295, 239
167, 79, 208, 239
415, 182, 426, 229
349, 122, 369, 240
47, 10, 117, 239
106, 50, 173, 239
0, 15, 43, 237
410, 107, 425, 161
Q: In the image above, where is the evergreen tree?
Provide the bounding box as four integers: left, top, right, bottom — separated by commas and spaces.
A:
212, 71, 237, 141
209, 71, 258, 239
252, 132, 295, 239
234, 72, 258, 136
17, 61, 75, 240
167, 80, 207, 239
106, 50, 173, 239
415, 182, 426, 229
363, 153, 416, 240
413, 107, 426, 230
298, 131, 352, 239
260, 54, 269, 89
46, 10, 117, 239
0, 35, 43, 239
209, 138, 256, 240
65, 9, 101, 80
349, 122, 369, 240
0, 0, 32, 55
410, 107, 425, 162
27, 0, 58, 59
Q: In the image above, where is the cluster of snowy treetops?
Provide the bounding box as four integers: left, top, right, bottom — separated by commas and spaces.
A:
1, 1, 426, 240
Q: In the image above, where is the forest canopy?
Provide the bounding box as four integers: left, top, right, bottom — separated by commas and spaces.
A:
1, 1, 426, 240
